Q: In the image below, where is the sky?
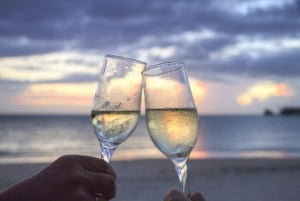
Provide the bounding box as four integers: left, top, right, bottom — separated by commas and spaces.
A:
0, 0, 299, 115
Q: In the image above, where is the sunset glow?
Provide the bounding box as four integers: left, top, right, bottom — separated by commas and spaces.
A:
16, 83, 96, 107
1, 0, 299, 114
189, 78, 207, 110
237, 81, 293, 106
13, 78, 207, 112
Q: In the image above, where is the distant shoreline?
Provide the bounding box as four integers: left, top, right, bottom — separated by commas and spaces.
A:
264, 107, 300, 116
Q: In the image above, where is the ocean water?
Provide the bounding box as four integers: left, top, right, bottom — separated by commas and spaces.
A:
0, 115, 300, 163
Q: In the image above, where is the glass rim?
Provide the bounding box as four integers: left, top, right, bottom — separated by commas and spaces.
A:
142, 61, 185, 76
105, 54, 146, 65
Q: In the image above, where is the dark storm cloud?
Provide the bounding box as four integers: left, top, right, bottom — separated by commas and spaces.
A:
196, 45, 299, 79
176, 36, 238, 61
204, 48, 300, 77
1, 0, 300, 78
0, 37, 62, 57
0, 79, 30, 95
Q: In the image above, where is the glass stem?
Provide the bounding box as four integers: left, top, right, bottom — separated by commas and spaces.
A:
99, 142, 117, 163
171, 157, 191, 195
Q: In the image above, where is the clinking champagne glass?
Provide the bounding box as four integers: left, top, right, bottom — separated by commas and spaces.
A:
143, 62, 198, 195
91, 55, 146, 163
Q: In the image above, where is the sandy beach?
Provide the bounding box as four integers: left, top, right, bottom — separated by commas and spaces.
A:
1, 158, 300, 201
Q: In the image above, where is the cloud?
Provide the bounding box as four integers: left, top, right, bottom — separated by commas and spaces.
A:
1, 0, 299, 60
0, 51, 100, 83
237, 81, 294, 106
1, 0, 300, 106
15, 82, 96, 107
137, 46, 177, 61
200, 37, 300, 78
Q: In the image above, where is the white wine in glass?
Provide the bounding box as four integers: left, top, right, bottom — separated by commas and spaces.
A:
143, 62, 198, 195
91, 55, 146, 163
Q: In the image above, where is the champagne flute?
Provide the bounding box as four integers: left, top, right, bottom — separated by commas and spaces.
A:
91, 54, 146, 163
143, 61, 198, 195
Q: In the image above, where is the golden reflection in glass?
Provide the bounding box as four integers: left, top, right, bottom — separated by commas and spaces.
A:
189, 126, 207, 159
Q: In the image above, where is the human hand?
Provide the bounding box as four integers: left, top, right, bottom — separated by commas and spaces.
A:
0, 155, 116, 201
164, 188, 205, 201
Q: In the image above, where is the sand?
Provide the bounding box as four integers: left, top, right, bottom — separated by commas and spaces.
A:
1, 158, 300, 201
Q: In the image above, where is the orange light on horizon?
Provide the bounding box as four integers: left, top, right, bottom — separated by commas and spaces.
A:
237, 81, 293, 106
17, 95, 92, 107
15, 78, 207, 113
16, 82, 96, 107
275, 83, 293, 96
189, 78, 207, 108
